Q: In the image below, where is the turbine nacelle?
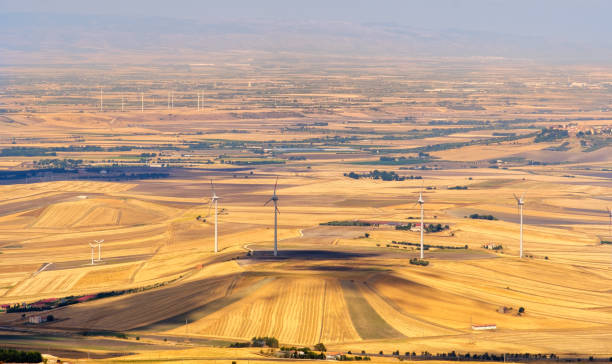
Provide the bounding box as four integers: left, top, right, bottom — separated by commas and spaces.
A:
513, 193, 525, 205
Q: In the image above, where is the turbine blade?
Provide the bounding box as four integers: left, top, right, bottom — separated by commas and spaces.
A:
513, 193, 520, 202
206, 200, 213, 217
210, 179, 216, 196
275, 206, 280, 214
274, 176, 278, 195
264, 198, 272, 206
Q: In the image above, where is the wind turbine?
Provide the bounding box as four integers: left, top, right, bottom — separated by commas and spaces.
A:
417, 187, 425, 259
514, 193, 525, 258
265, 177, 280, 256
99, 87, 103, 112
207, 180, 220, 253
88, 243, 97, 265
94, 239, 104, 261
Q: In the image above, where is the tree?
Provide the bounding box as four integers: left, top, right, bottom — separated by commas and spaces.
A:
314, 343, 326, 352
364, 233, 370, 238
518, 307, 525, 315
46, 314, 54, 322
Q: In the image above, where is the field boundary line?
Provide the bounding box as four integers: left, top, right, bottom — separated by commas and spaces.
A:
362, 278, 460, 333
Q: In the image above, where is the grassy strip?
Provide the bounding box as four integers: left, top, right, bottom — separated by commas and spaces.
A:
340, 280, 402, 340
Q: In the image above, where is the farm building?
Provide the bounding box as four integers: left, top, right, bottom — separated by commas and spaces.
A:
326, 352, 342, 360
28, 315, 45, 324
472, 324, 497, 331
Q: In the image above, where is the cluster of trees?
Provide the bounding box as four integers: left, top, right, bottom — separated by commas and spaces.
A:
0, 146, 57, 157
221, 159, 285, 166
382, 132, 538, 155
374, 156, 430, 165
1, 145, 115, 157
393, 240, 467, 250
469, 214, 497, 220
81, 330, 128, 339
331, 350, 612, 362
580, 136, 612, 152
345, 170, 422, 181
320, 220, 371, 226
448, 185, 468, 190
337, 354, 371, 361
251, 336, 279, 348
230, 336, 279, 348
0, 166, 171, 182
545, 141, 571, 151
534, 128, 569, 143
428, 120, 490, 126
279, 347, 326, 359
0, 349, 42, 363
409, 258, 429, 266
396, 351, 560, 362
395, 223, 450, 233
35, 158, 83, 169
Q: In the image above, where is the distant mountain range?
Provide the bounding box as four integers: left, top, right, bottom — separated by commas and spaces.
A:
1, 12, 610, 64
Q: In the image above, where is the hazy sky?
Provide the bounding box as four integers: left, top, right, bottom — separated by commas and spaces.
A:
2, 0, 610, 43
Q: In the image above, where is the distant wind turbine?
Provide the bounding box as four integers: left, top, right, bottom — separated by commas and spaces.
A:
265, 177, 280, 256
94, 239, 104, 261
417, 187, 425, 259
207, 180, 220, 253
514, 193, 525, 258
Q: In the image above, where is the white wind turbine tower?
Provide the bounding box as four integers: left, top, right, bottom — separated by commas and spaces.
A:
265, 177, 280, 256
514, 193, 526, 258
417, 188, 425, 259
94, 239, 104, 261
207, 180, 220, 253
88, 243, 97, 265
99, 87, 103, 112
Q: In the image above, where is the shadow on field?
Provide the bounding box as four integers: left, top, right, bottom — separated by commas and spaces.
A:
250, 249, 378, 260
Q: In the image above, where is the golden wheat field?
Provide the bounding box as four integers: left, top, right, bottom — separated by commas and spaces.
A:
0, 54, 611, 363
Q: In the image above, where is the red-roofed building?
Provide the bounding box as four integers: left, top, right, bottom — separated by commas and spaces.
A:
77, 295, 96, 303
